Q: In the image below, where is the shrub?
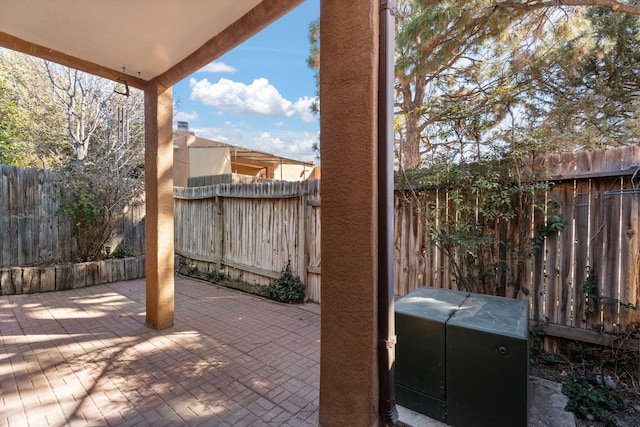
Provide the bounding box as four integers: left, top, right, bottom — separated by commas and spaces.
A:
562, 373, 624, 426
206, 270, 224, 283
111, 245, 136, 258
266, 261, 305, 303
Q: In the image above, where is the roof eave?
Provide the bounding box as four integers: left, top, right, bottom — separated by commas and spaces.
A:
0, 0, 305, 90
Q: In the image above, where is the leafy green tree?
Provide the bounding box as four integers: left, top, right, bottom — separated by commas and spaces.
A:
396, 0, 640, 166
0, 75, 26, 165
307, 19, 320, 116
393, 0, 542, 169
494, 0, 640, 17
0, 61, 64, 167
521, 5, 640, 148
0, 51, 71, 168
0, 49, 145, 262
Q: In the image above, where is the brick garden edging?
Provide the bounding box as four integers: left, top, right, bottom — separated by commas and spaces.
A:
0, 256, 145, 295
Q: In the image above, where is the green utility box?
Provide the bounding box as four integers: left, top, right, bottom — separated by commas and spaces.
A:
395, 287, 529, 426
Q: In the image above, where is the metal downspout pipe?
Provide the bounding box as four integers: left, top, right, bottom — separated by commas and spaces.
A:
378, 0, 398, 425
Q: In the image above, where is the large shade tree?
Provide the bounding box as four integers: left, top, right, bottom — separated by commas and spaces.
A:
519, 5, 640, 148
392, 0, 640, 295
394, 0, 640, 168
305, 0, 640, 169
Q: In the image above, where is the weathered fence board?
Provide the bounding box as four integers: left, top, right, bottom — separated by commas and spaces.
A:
389, 147, 640, 345
532, 204, 545, 321
6, 146, 639, 348
305, 180, 321, 302
557, 182, 574, 327
603, 182, 623, 332
174, 180, 321, 298
573, 182, 589, 330
0, 165, 145, 268
0, 166, 9, 267
621, 193, 640, 326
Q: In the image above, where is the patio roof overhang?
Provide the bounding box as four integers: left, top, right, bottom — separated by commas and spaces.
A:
0, 0, 302, 89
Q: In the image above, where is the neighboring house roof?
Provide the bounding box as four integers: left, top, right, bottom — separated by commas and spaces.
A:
175, 128, 314, 168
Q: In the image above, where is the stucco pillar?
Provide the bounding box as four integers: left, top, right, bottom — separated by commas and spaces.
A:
319, 1, 380, 426
144, 80, 175, 330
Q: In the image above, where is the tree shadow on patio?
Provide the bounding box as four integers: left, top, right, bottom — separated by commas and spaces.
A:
0, 278, 320, 426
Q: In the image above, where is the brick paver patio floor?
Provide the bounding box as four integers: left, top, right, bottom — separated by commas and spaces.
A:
0, 277, 320, 426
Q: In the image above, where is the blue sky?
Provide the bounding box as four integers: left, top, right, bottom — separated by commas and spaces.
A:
173, 0, 320, 164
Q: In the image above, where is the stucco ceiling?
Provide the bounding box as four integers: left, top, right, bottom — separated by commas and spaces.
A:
0, 0, 301, 87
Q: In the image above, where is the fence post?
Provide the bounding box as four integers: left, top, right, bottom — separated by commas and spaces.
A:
214, 195, 223, 273
299, 184, 308, 293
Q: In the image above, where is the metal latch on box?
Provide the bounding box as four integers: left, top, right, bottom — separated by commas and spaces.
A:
379, 336, 397, 349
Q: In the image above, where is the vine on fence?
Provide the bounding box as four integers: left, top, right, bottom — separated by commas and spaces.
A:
530, 214, 565, 255
583, 267, 637, 320
397, 158, 559, 297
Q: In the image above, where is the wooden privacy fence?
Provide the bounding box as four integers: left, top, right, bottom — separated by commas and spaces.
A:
0, 165, 145, 268
6, 146, 638, 346
394, 146, 640, 346
538, 148, 640, 341
175, 147, 640, 346
174, 180, 322, 302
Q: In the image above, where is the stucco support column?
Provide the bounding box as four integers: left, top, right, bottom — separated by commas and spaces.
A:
144, 80, 175, 330
319, 1, 380, 425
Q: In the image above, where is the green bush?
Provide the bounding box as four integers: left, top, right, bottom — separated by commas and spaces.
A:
111, 245, 136, 258
266, 261, 305, 303
206, 270, 224, 283
562, 373, 624, 426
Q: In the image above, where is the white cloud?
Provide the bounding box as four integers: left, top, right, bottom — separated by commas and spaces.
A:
253, 131, 318, 162
190, 77, 292, 117
254, 132, 286, 154
292, 96, 316, 123
174, 111, 199, 123
199, 61, 237, 73
189, 77, 317, 122
281, 131, 318, 157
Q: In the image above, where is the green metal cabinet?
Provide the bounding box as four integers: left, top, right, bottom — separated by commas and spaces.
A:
395, 288, 468, 421
395, 287, 529, 426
